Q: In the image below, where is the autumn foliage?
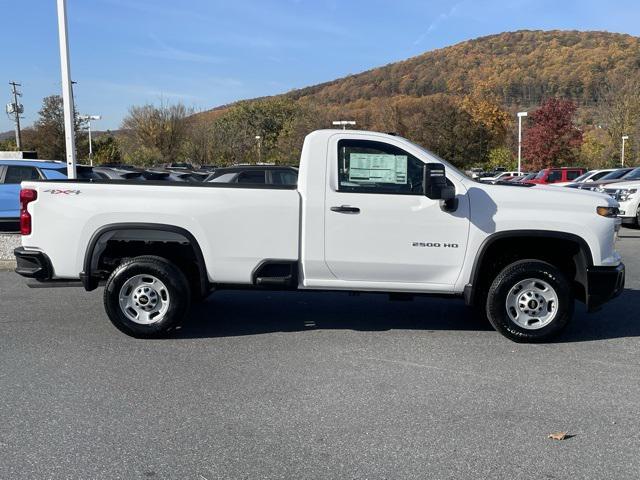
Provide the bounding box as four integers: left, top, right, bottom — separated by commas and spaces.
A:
522, 99, 583, 170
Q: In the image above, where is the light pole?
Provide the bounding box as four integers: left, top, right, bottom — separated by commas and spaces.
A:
622, 135, 629, 167
56, 0, 77, 179
332, 120, 356, 130
79, 115, 101, 165
255, 135, 262, 163
517, 111, 528, 174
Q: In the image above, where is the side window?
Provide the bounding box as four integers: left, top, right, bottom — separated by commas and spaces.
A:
209, 172, 237, 183
547, 170, 562, 183
271, 170, 298, 185
236, 170, 266, 184
4, 166, 41, 184
337, 139, 424, 194
566, 170, 581, 180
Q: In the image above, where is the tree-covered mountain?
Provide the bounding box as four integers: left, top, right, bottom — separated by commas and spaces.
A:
199, 30, 640, 121
284, 30, 640, 109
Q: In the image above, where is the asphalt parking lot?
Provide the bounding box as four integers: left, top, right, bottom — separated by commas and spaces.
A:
1, 231, 639, 479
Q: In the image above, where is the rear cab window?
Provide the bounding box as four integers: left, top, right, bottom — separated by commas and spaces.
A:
3, 166, 41, 184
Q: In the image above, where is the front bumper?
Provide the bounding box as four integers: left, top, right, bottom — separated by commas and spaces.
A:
14, 247, 53, 280
586, 263, 625, 311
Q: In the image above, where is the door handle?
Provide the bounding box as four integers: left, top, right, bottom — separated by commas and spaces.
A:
330, 205, 360, 214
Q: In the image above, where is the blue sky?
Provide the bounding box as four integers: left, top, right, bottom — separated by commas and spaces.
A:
2, 0, 640, 131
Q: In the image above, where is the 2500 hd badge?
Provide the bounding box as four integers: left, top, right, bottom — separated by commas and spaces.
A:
412, 242, 459, 248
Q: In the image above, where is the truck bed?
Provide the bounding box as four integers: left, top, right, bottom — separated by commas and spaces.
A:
20, 180, 301, 283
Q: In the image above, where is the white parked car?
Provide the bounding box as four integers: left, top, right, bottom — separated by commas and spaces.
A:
598, 179, 640, 226
14, 130, 624, 343
478, 171, 521, 183
551, 169, 617, 187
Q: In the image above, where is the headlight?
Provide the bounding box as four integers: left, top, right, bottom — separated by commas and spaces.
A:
617, 188, 637, 202
597, 206, 619, 218
592, 186, 605, 192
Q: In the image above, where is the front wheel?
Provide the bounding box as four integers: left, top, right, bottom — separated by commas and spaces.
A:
486, 260, 573, 342
104, 256, 191, 338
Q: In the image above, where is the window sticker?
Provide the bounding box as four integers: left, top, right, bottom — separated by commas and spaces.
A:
348, 153, 408, 184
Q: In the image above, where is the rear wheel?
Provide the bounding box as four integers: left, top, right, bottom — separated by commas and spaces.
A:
104, 256, 191, 338
486, 260, 573, 342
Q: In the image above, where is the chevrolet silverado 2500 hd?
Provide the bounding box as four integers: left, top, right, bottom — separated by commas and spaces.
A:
14, 130, 625, 342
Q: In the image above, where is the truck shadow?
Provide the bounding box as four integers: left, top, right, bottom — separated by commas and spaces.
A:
176, 288, 639, 343
557, 288, 640, 343
179, 291, 492, 338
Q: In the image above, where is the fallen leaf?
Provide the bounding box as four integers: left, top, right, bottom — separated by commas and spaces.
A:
548, 432, 568, 440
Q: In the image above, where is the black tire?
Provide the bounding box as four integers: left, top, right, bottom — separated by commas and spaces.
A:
104, 255, 191, 338
485, 260, 573, 342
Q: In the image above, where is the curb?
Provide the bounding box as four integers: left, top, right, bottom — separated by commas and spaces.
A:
0, 260, 16, 271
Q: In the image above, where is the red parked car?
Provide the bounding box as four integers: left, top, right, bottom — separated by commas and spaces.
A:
524, 167, 586, 185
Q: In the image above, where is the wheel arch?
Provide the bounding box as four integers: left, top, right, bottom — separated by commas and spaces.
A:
464, 230, 593, 307
81, 222, 208, 296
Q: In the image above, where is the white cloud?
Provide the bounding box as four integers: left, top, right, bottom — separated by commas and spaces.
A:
132, 34, 224, 64
414, 1, 465, 45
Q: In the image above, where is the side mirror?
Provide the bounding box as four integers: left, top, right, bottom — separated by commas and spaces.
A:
424, 163, 449, 199
424, 163, 457, 211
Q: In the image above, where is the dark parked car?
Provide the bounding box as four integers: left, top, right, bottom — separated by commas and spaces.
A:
570, 167, 637, 190
206, 165, 298, 185
507, 172, 537, 183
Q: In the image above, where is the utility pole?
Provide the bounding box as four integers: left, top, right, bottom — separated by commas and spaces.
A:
8, 82, 23, 150
622, 135, 629, 167
517, 111, 528, 175
56, 0, 78, 179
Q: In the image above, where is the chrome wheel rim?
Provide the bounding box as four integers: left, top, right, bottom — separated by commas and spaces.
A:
118, 274, 170, 325
505, 278, 558, 330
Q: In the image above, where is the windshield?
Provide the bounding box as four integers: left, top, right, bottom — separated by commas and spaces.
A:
620, 167, 640, 180
534, 170, 547, 179
572, 171, 593, 182
600, 168, 633, 180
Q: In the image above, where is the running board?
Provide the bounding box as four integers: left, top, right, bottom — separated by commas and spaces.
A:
252, 260, 298, 289
255, 275, 294, 287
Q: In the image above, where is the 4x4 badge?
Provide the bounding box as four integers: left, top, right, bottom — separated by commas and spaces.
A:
44, 189, 81, 195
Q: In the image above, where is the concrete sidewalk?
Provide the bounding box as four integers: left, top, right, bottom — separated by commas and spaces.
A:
0, 233, 20, 269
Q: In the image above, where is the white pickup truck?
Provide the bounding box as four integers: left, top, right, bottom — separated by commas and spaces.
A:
14, 130, 625, 342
